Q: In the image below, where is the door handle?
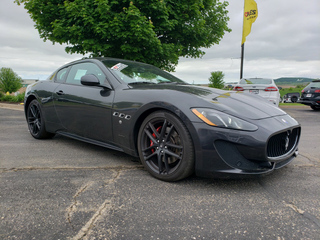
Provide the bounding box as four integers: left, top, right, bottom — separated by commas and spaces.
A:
56, 90, 64, 95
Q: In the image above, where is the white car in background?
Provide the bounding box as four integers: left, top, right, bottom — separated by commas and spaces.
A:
233, 78, 281, 106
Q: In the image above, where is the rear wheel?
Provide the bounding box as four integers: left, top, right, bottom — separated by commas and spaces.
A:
291, 96, 298, 103
311, 106, 320, 111
137, 111, 194, 181
27, 99, 55, 139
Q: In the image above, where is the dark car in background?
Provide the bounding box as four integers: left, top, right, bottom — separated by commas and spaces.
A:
24, 58, 301, 181
298, 80, 320, 110
283, 92, 300, 103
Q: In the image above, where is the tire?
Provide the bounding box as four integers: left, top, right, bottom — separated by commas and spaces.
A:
311, 106, 320, 111
291, 96, 298, 103
137, 111, 194, 181
27, 99, 55, 139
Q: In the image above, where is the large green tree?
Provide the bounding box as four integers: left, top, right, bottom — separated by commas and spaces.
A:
0, 68, 23, 93
16, 0, 231, 71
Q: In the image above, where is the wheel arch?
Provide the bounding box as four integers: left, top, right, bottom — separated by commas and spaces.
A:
24, 95, 37, 119
132, 107, 162, 155
131, 105, 200, 159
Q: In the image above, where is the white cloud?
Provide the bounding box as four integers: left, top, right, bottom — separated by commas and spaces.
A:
0, 1, 86, 79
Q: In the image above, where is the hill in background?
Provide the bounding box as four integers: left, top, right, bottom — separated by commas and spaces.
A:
274, 77, 317, 86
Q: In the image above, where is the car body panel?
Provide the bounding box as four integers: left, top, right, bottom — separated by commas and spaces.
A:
53, 83, 114, 143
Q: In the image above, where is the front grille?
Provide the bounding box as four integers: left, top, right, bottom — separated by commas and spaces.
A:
267, 128, 300, 159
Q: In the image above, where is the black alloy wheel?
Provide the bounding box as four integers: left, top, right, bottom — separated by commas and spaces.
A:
27, 99, 54, 139
138, 111, 194, 181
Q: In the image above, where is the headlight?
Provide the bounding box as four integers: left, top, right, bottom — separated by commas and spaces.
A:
191, 108, 258, 131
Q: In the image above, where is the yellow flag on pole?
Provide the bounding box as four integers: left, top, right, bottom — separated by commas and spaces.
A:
242, 0, 258, 45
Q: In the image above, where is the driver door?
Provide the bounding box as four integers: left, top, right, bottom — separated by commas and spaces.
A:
53, 62, 114, 143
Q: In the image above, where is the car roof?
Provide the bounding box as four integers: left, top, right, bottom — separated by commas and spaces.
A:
61, 57, 143, 66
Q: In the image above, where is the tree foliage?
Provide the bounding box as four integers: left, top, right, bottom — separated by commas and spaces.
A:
0, 68, 23, 93
208, 71, 225, 89
15, 0, 231, 71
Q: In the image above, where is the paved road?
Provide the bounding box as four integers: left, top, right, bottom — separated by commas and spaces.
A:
0, 106, 319, 240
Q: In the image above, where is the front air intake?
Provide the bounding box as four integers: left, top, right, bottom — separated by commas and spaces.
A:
267, 127, 300, 160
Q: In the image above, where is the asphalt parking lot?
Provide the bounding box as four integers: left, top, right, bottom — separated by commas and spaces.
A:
0, 104, 319, 240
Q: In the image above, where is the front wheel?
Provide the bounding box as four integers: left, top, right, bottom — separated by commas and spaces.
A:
138, 111, 194, 182
27, 99, 55, 139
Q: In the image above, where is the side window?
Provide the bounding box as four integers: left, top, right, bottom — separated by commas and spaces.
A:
66, 62, 105, 86
55, 67, 69, 83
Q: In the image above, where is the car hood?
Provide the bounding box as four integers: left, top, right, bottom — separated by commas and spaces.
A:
130, 84, 287, 120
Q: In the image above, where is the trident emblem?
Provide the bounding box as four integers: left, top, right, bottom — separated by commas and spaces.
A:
284, 131, 291, 151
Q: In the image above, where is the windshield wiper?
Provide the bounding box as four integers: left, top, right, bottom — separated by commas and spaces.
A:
128, 81, 156, 85
158, 81, 187, 85
158, 81, 178, 85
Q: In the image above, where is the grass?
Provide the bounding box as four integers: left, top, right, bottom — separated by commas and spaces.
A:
279, 103, 303, 106
279, 85, 304, 97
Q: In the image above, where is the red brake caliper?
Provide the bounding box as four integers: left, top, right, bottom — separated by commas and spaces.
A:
150, 126, 162, 153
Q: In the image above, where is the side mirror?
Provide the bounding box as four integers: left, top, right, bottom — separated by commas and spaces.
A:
81, 74, 100, 86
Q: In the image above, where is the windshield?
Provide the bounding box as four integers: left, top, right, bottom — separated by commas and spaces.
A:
240, 78, 272, 84
102, 59, 186, 84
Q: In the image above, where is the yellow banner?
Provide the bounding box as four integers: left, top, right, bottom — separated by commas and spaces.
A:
242, 0, 258, 45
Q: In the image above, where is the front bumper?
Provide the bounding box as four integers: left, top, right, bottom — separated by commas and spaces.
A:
192, 115, 301, 178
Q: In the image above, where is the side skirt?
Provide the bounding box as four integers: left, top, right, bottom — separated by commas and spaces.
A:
56, 131, 124, 153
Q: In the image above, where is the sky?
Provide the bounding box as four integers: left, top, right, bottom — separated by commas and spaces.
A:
0, 0, 319, 84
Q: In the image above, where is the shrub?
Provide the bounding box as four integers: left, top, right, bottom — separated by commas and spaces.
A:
16, 92, 25, 102
0, 92, 25, 103
0, 94, 16, 102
